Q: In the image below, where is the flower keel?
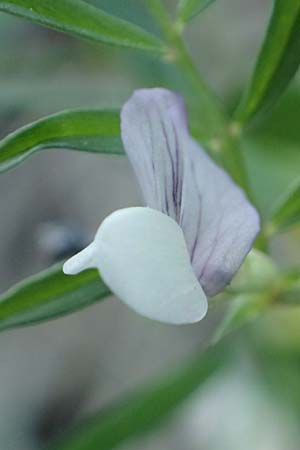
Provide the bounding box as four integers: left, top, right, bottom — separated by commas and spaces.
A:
63, 207, 208, 324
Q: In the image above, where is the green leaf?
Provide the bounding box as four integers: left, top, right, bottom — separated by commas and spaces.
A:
235, 0, 300, 123
177, 0, 215, 23
0, 0, 164, 52
0, 109, 123, 173
271, 183, 300, 232
0, 265, 110, 332
50, 346, 224, 450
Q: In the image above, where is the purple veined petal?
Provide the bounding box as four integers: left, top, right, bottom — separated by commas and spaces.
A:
63, 207, 208, 324
121, 88, 260, 296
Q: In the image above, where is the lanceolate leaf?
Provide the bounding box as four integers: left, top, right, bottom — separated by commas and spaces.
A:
0, 0, 164, 52
0, 109, 123, 173
235, 0, 300, 123
51, 347, 224, 450
271, 182, 300, 231
177, 0, 215, 23
0, 265, 110, 332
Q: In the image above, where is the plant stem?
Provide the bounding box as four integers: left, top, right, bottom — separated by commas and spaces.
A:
148, 0, 225, 135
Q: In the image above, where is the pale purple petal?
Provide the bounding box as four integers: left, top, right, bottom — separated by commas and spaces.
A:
121, 88, 260, 296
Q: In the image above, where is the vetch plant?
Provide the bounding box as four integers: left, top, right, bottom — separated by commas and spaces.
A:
0, 0, 300, 449
63, 88, 260, 323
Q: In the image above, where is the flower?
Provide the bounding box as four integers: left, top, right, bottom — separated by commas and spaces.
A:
63, 88, 260, 324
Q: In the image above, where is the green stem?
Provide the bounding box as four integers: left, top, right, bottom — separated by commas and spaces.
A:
172, 33, 226, 131
148, 0, 225, 136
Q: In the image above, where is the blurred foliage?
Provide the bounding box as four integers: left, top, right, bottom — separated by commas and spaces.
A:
244, 90, 300, 217
50, 345, 225, 450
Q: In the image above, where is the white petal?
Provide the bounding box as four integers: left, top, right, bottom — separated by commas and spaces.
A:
63, 207, 208, 324
121, 88, 260, 296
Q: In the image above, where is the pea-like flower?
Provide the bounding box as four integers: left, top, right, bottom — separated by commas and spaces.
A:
63, 88, 260, 324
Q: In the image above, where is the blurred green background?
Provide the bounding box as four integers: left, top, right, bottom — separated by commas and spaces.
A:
0, 1, 300, 449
